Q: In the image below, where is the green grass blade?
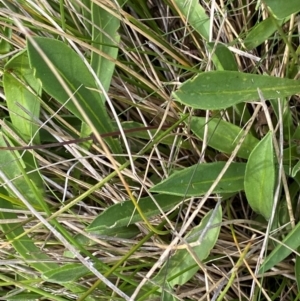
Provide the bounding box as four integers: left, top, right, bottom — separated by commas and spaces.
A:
6, 293, 42, 301
0, 273, 69, 301
259, 221, 300, 273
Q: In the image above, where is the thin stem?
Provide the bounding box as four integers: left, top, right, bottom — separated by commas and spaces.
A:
0, 125, 182, 150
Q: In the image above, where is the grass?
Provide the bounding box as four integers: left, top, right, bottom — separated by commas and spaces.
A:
0, 0, 300, 300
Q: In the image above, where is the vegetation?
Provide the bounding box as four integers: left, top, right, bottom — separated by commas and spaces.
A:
0, 0, 300, 300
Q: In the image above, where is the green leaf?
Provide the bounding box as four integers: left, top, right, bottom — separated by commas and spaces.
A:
0, 23, 11, 54
42, 264, 89, 283
3, 52, 44, 198
207, 43, 238, 71
77, 225, 140, 243
150, 162, 246, 196
0, 133, 44, 209
95, 224, 140, 239
6, 293, 41, 301
3, 51, 41, 142
174, 1, 237, 71
161, 282, 178, 301
264, 0, 300, 19
86, 194, 182, 232
173, 71, 300, 110
244, 132, 275, 220
91, 2, 119, 104
259, 221, 300, 273
173, 0, 209, 41
27, 37, 123, 160
153, 206, 222, 287
244, 17, 288, 50
189, 116, 259, 159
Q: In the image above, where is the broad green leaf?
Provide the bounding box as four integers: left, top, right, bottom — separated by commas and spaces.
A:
207, 43, 237, 71
42, 264, 89, 283
86, 194, 182, 232
173, 71, 300, 110
244, 132, 274, 220
3, 51, 41, 142
91, 2, 119, 104
264, 0, 300, 19
0, 133, 44, 209
150, 162, 246, 196
259, 221, 300, 273
173, 0, 209, 41
27, 37, 123, 161
153, 206, 222, 287
3, 52, 44, 199
189, 116, 259, 159
244, 17, 288, 50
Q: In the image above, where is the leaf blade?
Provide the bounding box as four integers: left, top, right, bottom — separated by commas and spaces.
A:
173, 0, 209, 41
91, 2, 119, 104
173, 71, 300, 110
3, 51, 41, 142
259, 221, 300, 273
264, 0, 300, 19
190, 117, 259, 159
244, 132, 275, 220
42, 264, 89, 283
27, 37, 123, 159
153, 206, 222, 287
150, 162, 246, 196
86, 194, 182, 232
